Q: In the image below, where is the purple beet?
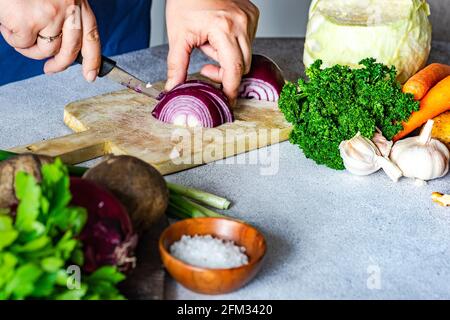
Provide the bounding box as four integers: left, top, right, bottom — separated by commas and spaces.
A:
70, 177, 138, 273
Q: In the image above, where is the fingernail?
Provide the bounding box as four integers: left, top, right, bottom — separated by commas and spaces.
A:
86, 70, 97, 83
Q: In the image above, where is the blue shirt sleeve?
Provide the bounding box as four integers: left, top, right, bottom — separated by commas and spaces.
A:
0, 0, 152, 86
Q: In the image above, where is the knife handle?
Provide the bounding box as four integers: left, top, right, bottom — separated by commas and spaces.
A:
75, 53, 117, 78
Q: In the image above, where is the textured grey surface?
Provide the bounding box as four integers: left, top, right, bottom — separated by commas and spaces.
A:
428, 0, 450, 42
1, 38, 450, 299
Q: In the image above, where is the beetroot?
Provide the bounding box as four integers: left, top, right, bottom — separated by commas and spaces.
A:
70, 177, 138, 273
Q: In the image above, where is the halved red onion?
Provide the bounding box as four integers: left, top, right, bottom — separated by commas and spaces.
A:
238, 54, 285, 102
153, 80, 234, 128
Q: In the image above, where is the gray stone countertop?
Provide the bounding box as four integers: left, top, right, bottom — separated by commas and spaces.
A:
1, 38, 450, 299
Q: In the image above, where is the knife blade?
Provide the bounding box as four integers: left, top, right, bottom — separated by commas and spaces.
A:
76, 54, 161, 99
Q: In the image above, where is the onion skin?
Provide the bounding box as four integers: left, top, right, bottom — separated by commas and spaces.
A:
238, 54, 285, 102
152, 80, 234, 128
70, 177, 138, 273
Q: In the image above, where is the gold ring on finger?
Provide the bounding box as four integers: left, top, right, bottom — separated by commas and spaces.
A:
37, 32, 63, 44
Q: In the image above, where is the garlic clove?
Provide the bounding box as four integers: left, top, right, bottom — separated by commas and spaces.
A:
340, 131, 403, 181
375, 155, 403, 182
340, 133, 380, 176
372, 128, 393, 157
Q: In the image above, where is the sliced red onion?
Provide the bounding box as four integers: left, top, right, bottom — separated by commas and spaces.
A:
238, 54, 285, 102
153, 80, 234, 128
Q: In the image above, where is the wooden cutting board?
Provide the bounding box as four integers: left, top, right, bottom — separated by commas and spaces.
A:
10, 75, 291, 175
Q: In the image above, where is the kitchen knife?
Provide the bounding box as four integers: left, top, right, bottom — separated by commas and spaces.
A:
76, 54, 161, 99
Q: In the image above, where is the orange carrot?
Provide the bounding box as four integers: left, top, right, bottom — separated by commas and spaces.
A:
394, 75, 450, 142
403, 63, 450, 100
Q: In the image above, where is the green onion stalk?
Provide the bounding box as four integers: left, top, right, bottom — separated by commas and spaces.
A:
167, 182, 230, 210
0, 150, 231, 220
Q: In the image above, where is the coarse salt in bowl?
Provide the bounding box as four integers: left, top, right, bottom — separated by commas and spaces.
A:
159, 217, 267, 295
170, 234, 249, 269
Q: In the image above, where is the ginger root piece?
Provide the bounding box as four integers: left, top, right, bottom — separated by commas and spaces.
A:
432, 111, 450, 150
431, 192, 450, 207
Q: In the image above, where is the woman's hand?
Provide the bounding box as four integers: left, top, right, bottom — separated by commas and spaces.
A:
165, 0, 259, 105
0, 0, 101, 82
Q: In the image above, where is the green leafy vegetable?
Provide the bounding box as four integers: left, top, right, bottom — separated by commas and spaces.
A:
279, 58, 420, 170
0, 159, 126, 300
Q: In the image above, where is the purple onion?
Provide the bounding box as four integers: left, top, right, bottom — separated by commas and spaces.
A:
152, 80, 234, 128
238, 54, 285, 102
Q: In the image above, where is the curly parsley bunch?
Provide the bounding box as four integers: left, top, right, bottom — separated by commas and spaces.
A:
279, 58, 419, 170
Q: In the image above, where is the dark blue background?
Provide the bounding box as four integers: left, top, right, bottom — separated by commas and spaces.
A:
0, 0, 152, 85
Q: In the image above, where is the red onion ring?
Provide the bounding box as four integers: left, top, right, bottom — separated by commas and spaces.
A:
153, 80, 234, 128
238, 54, 285, 102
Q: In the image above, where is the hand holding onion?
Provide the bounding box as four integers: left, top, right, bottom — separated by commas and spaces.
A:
165, 0, 260, 105
153, 55, 285, 128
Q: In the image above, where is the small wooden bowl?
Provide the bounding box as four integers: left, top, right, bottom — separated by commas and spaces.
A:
159, 217, 266, 295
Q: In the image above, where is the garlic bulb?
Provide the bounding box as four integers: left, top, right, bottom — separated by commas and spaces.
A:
390, 120, 450, 181
339, 132, 403, 182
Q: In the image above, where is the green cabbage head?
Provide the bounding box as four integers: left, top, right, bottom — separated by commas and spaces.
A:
303, 0, 432, 83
